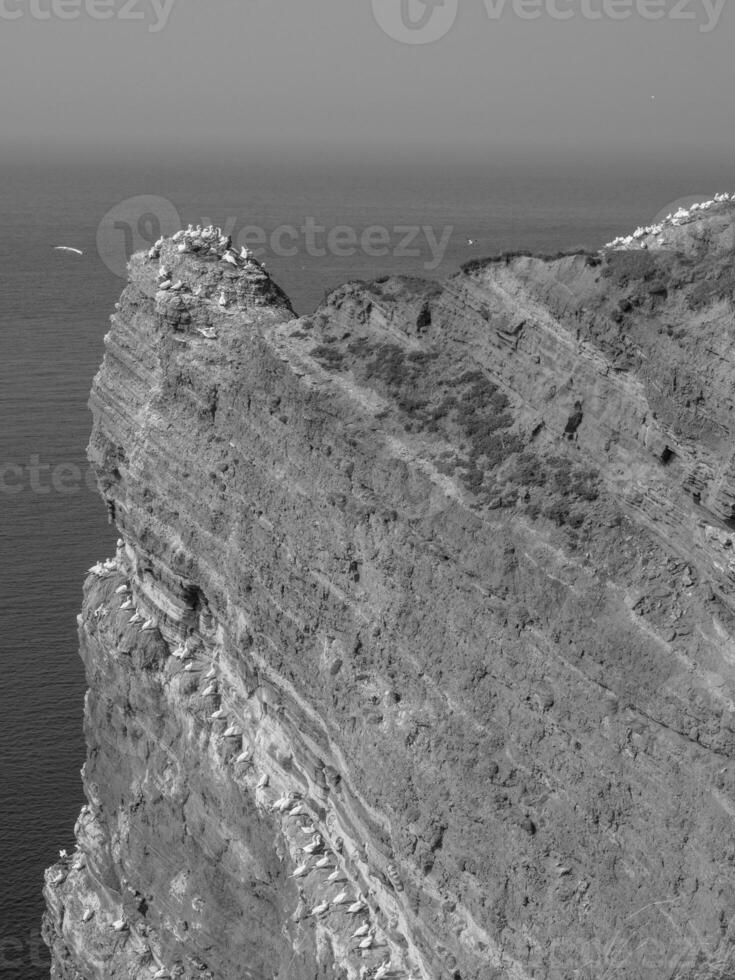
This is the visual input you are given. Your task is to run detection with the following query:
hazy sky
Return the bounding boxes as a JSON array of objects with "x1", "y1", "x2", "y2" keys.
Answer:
[{"x1": 1, "y1": 0, "x2": 733, "y2": 164}]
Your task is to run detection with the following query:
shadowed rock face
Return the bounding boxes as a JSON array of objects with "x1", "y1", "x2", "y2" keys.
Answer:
[{"x1": 43, "y1": 202, "x2": 735, "y2": 980}]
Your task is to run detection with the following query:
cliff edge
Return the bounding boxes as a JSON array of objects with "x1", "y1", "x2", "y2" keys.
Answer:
[{"x1": 43, "y1": 201, "x2": 735, "y2": 979}]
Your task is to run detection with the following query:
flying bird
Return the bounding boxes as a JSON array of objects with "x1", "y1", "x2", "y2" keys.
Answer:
[{"x1": 54, "y1": 246, "x2": 84, "y2": 256}]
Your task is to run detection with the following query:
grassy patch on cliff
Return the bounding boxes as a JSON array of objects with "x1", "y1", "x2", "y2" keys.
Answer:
[{"x1": 345, "y1": 343, "x2": 524, "y2": 500}]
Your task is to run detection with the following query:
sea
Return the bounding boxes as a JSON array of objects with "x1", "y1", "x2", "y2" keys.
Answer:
[{"x1": 1, "y1": 149, "x2": 732, "y2": 978}]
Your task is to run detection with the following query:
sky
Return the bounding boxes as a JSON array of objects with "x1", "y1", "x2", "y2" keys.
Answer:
[{"x1": 1, "y1": 0, "x2": 733, "y2": 167}]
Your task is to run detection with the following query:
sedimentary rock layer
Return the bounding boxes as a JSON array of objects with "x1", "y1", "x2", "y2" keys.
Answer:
[{"x1": 44, "y1": 203, "x2": 735, "y2": 979}]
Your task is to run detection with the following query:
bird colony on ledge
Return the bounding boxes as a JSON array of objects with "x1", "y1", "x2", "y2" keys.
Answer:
[{"x1": 605, "y1": 192, "x2": 732, "y2": 250}]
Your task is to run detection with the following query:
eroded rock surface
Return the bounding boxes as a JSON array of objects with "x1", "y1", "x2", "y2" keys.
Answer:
[{"x1": 43, "y1": 203, "x2": 735, "y2": 979}]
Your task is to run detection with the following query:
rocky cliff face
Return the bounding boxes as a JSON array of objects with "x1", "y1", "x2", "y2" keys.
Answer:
[{"x1": 43, "y1": 202, "x2": 735, "y2": 980}]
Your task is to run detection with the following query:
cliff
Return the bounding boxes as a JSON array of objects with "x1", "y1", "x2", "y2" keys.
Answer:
[{"x1": 43, "y1": 202, "x2": 735, "y2": 979}]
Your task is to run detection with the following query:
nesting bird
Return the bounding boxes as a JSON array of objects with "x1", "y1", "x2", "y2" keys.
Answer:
[
  {"x1": 111, "y1": 918, "x2": 128, "y2": 933},
  {"x1": 235, "y1": 749, "x2": 251, "y2": 764},
  {"x1": 326, "y1": 868, "x2": 345, "y2": 883},
  {"x1": 211, "y1": 708, "x2": 226, "y2": 720},
  {"x1": 358, "y1": 932, "x2": 375, "y2": 950},
  {"x1": 289, "y1": 862, "x2": 311, "y2": 879},
  {"x1": 218, "y1": 291, "x2": 228, "y2": 308},
  {"x1": 310, "y1": 901, "x2": 329, "y2": 917},
  {"x1": 196, "y1": 327, "x2": 218, "y2": 340},
  {"x1": 331, "y1": 890, "x2": 349, "y2": 905},
  {"x1": 348, "y1": 897, "x2": 367, "y2": 914},
  {"x1": 81, "y1": 908, "x2": 94, "y2": 923},
  {"x1": 272, "y1": 794, "x2": 296, "y2": 813},
  {"x1": 256, "y1": 773, "x2": 269, "y2": 789},
  {"x1": 222, "y1": 250, "x2": 239, "y2": 267},
  {"x1": 141, "y1": 619, "x2": 156, "y2": 631},
  {"x1": 114, "y1": 584, "x2": 129, "y2": 595},
  {"x1": 352, "y1": 923, "x2": 370, "y2": 938},
  {"x1": 201, "y1": 684, "x2": 218, "y2": 697},
  {"x1": 314, "y1": 854, "x2": 332, "y2": 869}
]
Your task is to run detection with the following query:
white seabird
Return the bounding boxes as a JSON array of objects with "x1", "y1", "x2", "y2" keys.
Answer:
[
  {"x1": 218, "y1": 291, "x2": 228, "y2": 308},
  {"x1": 256, "y1": 773, "x2": 269, "y2": 789},
  {"x1": 115, "y1": 584, "x2": 129, "y2": 595},
  {"x1": 235, "y1": 749, "x2": 251, "y2": 764},
  {"x1": 112, "y1": 918, "x2": 128, "y2": 932},
  {"x1": 314, "y1": 854, "x2": 332, "y2": 869},
  {"x1": 352, "y1": 923, "x2": 370, "y2": 938},
  {"x1": 374, "y1": 961, "x2": 391, "y2": 980},
  {"x1": 129, "y1": 612, "x2": 143, "y2": 625},
  {"x1": 141, "y1": 619, "x2": 156, "y2": 631},
  {"x1": 183, "y1": 662, "x2": 198, "y2": 672},
  {"x1": 121, "y1": 599, "x2": 133, "y2": 610},
  {"x1": 54, "y1": 246, "x2": 84, "y2": 256},
  {"x1": 195, "y1": 328, "x2": 218, "y2": 340},
  {"x1": 82, "y1": 908, "x2": 94, "y2": 922},
  {"x1": 222, "y1": 250, "x2": 238, "y2": 266},
  {"x1": 331, "y1": 890, "x2": 349, "y2": 905},
  {"x1": 223, "y1": 724, "x2": 241, "y2": 738},
  {"x1": 289, "y1": 803, "x2": 306, "y2": 816},
  {"x1": 358, "y1": 932, "x2": 375, "y2": 949},
  {"x1": 203, "y1": 666, "x2": 216, "y2": 679},
  {"x1": 201, "y1": 684, "x2": 218, "y2": 697},
  {"x1": 327, "y1": 868, "x2": 345, "y2": 883},
  {"x1": 211, "y1": 708, "x2": 226, "y2": 720},
  {"x1": 288, "y1": 862, "x2": 311, "y2": 879},
  {"x1": 310, "y1": 901, "x2": 329, "y2": 917},
  {"x1": 348, "y1": 898, "x2": 367, "y2": 914}
]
